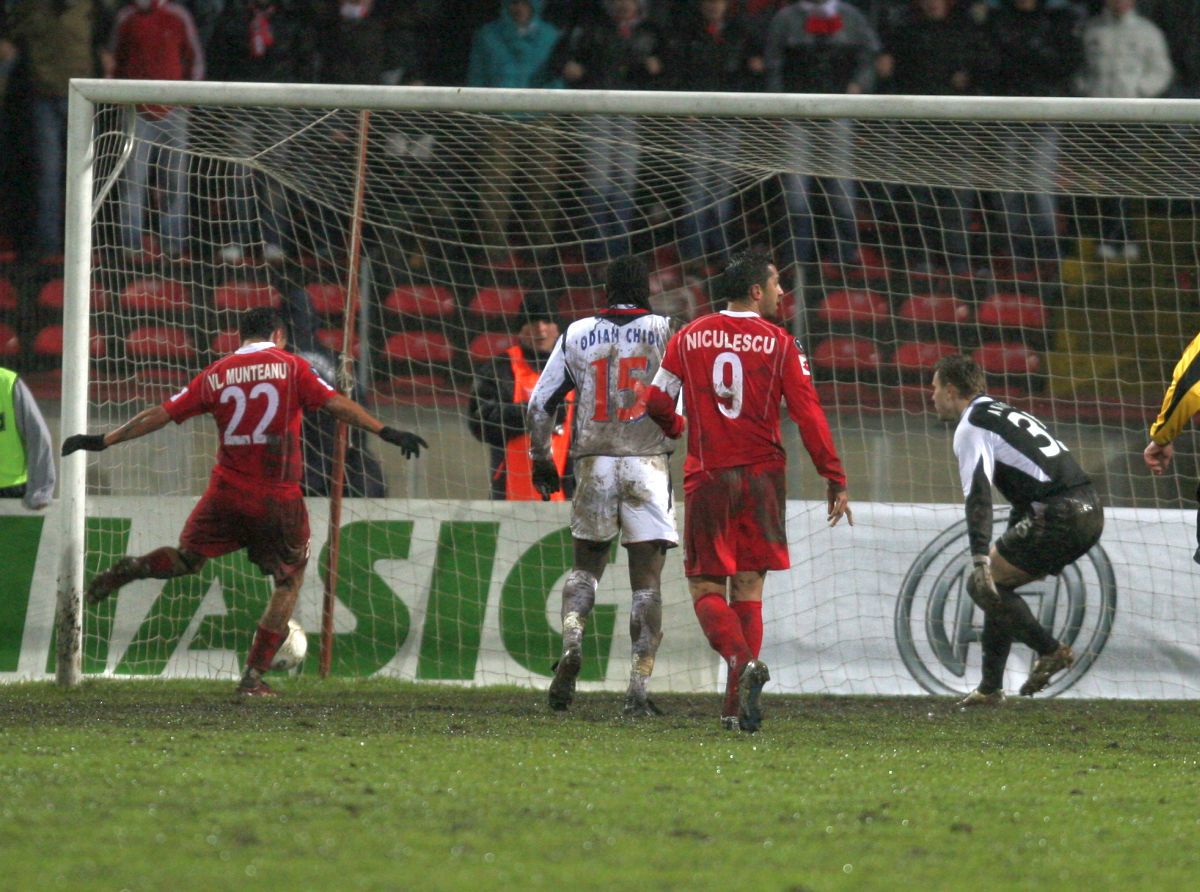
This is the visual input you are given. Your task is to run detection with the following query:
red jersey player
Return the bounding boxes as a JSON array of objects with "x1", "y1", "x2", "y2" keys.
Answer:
[
  {"x1": 644, "y1": 249, "x2": 852, "y2": 732},
  {"x1": 61, "y1": 308, "x2": 426, "y2": 696}
]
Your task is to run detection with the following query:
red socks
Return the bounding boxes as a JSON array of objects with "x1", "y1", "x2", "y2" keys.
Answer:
[
  {"x1": 731, "y1": 600, "x2": 763, "y2": 660},
  {"x1": 246, "y1": 624, "x2": 287, "y2": 673},
  {"x1": 693, "y1": 594, "x2": 753, "y2": 667}
]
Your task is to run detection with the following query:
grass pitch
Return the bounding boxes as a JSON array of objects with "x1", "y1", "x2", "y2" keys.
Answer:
[{"x1": 1, "y1": 680, "x2": 1197, "y2": 891}]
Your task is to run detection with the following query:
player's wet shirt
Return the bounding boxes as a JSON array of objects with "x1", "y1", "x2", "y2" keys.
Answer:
[
  {"x1": 528, "y1": 307, "x2": 674, "y2": 460},
  {"x1": 953, "y1": 395, "x2": 1092, "y2": 513}
]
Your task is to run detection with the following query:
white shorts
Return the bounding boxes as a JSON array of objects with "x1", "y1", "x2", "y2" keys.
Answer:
[{"x1": 571, "y1": 454, "x2": 679, "y2": 546}]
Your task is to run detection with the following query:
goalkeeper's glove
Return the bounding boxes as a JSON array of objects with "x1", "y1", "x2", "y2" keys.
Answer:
[
  {"x1": 379, "y1": 427, "x2": 428, "y2": 459},
  {"x1": 968, "y1": 554, "x2": 1000, "y2": 612},
  {"x1": 531, "y1": 457, "x2": 561, "y2": 502},
  {"x1": 61, "y1": 434, "x2": 107, "y2": 456}
]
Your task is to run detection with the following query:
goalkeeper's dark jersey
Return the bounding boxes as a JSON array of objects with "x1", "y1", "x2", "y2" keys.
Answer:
[{"x1": 953, "y1": 396, "x2": 1091, "y2": 512}]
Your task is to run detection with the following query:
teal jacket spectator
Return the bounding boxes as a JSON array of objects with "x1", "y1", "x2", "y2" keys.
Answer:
[{"x1": 467, "y1": 0, "x2": 564, "y2": 89}]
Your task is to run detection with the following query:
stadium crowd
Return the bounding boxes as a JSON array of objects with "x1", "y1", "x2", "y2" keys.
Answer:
[{"x1": 0, "y1": 0, "x2": 1192, "y2": 268}]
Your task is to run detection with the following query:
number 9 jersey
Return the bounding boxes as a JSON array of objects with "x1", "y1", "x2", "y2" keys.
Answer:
[{"x1": 652, "y1": 310, "x2": 845, "y2": 489}]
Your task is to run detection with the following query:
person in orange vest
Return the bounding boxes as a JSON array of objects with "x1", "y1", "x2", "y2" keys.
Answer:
[{"x1": 468, "y1": 292, "x2": 574, "y2": 499}]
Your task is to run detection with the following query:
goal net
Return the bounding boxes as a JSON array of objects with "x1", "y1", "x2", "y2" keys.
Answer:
[{"x1": 52, "y1": 83, "x2": 1200, "y2": 698}]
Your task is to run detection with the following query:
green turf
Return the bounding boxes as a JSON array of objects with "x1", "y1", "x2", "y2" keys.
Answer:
[{"x1": 1, "y1": 680, "x2": 1197, "y2": 891}]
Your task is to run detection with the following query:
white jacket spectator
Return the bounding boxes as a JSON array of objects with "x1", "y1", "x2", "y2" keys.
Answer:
[{"x1": 1074, "y1": 0, "x2": 1173, "y2": 99}]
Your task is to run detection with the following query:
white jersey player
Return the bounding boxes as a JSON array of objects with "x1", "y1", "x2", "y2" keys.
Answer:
[{"x1": 527, "y1": 256, "x2": 678, "y2": 717}]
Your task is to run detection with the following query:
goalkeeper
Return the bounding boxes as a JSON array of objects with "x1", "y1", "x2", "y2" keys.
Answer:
[
  {"x1": 527, "y1": 256, "x2": 677, "y2": 717},
  {"x1": 931, "y1": 355, "x2": 1103, "y2": 706},
  {"x1": 61, "y1": 308, "x2": 426, "y2": 697}
]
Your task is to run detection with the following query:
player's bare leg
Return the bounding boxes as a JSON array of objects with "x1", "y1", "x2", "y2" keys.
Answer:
[
  {"x1": 549, "y1": 540, "x2": 606, "y2": 711},
  {"x1": 238, "y1": 568, "x2": 304, "y2": 698},
  {"x1": 86, "y1": 547, "x2": 206, "y2": 604},
  {"x1": 623, "y1": 541, "x2": 668, "y2": 717}
]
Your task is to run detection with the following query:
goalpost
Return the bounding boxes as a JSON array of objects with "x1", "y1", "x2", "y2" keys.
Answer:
[{"x1": 53, "y1": 80, "x2": 1200, "y2": 698}]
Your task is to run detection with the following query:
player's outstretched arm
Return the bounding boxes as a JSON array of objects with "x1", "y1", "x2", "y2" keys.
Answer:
[
  {"x1": 62, "y1": 405, "x2": 172, "y2": 455},
  {"x1": 826, "y1": 480, "x2": 853, "y2": 527},
  {"x1": 321, "y1": 394, "x2": 428, "y2": 459}
]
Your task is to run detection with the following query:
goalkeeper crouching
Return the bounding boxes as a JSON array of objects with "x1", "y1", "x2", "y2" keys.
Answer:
[
  {"x1": 61, "y1": 308, "x2": 426, "y2": 697},
  {"x1": 930, "y1": 355, "x2": 1103, "y2": 706}
]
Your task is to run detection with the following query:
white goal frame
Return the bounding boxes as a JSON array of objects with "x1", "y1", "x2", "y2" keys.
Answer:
[{"x1": 57, "y1": 78, "x2": 1200, "y2": 686}]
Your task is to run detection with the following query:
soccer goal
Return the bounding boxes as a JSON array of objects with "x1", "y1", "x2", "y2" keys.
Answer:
[{"x1": 48, "y1": 80, "x2": 1200, "y2": 699}]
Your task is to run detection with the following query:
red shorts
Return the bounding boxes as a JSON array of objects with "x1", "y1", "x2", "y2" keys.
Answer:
[
  {"x1": 683, "y1": 462, "x2": 790, "y2": 577},
  {"x1": 179, "y1": 476, "x2": 310, "y2": 580}
]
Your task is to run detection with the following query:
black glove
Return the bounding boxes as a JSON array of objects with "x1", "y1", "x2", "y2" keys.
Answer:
[
  {"x1": 379, "y1": 427, "x2": 427, "y2": 459},
  {"x1": 531, "y1": 457, "x2": 561, "y2": 501},
  {"x1": 62, "y1": 434, "x2": 107, "y2": 456}
]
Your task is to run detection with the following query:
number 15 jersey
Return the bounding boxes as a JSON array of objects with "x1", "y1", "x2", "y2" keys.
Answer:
[
  {"x1": 654, "y1": 310, "x2": 845, "y2": 488},
  {"x1": 163, "y1": 341, "x2": 336, "y2": 494}
]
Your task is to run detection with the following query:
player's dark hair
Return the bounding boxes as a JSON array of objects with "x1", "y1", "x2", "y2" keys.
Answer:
[
  {"x1": 720, "y1": 249, "x2": 773, "y2": 305},
  {"x1": 933, "y1": 354, "x2": 986, "y2": 398},
  {"x1": 605, "y1": 255, "x2": 651, "y2": 310},
  {"x1": 239, "y1": 307, "x2": 285, "y2": 341}
]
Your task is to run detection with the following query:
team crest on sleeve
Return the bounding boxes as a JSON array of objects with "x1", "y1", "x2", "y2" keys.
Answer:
[{"x1": 794, "y1": 338, "x2": 811, "y2": 376}]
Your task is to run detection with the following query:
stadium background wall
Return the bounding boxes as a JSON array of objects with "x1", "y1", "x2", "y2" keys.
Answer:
[{"x1": 4, "y1": 494, "x2": 1197, "y2": 698}]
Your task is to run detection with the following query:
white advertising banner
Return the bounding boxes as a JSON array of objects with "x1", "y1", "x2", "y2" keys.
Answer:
[{"x1": 2, "y1": 500, "x2": 1196, "y2": 699}]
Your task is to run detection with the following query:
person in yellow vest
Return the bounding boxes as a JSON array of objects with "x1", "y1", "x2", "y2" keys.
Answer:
[
  {"x1": 0, "y1": 365, "x2": 55, "y2": 510},
  {"x1": 1145, "y1": 330, "x2": 1200, "y2": 562},
  {"x1": 468, "y1": 292, "x2": 574, "y2": 500}
]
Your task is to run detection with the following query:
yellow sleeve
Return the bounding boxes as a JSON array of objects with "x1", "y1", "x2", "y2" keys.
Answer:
[{"x1": 1150, "y1": 331, "x2": 1200, "y2": 445}]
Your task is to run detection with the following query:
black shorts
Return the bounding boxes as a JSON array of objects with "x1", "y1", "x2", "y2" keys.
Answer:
[{"x1": 995, "y1": 487, "x2": 1103, "y2": 577}]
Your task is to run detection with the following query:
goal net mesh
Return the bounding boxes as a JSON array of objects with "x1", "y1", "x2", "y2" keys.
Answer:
[{"x1": 71, "y1": 93, "x2": 1200, "y2": 697}]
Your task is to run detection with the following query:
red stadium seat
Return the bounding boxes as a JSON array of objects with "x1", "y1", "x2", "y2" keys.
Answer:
[
  {"x1": 972, "y1": 342, "x2": 1042, "y2": 376},
  {"x1": 816, "y1": 289, "x2": 888, "y2": 325},
  {"x1": 383, "y1": 331, "x2": 454, "y2": 365},
  {"x1": 897, "y1": 293, "x2": 969, "y2": 325},
  {"x1": 212, "y1": 281, "x2": 281, "y2": 312},
  {"x1": 810, "y1": 337, "x2": 883, "y2": 375},
  {"x1": 893, "y1": 340, "x2": 959, "y2": 375},
  {"x1": 469, "y1": 287, "x2": 525, "y2": 319},
  {"x1": 468, "y1": 332, "x2": 518, "y2": 362},
  {"x1": 305, "y1": 282, "x2": 350, "y2": 316},
  {"x1": 0, "y1": 322, "x2": 18, "y2": 357},
  {"x1": 35, "y1": 278, "x2": 109, "y2": 311},
  {"x1": 120, "y1": 277, "x2": 192, "y2": 314},
  {"x1": 31, "y1": 325, "x2": 107, "y2": 359},
  {"x1": 124, "y1": 324, "x2": 196, "y2": 361},
  {"x1": 977, "y1": 292, "x2": 1047, "y2": 331},
  {"x1": 559, "y1": 287, "x2": 602, "y2": 321},
  {"x1": 209, "y1": 330, "x2": 242, "y2": 355},
  {"x1": 316, "y1": 327, "x2": 361, "y2": 356},
  {"x1": 383, "y1": 284, "x2": 456, "y2": 318},
  {"x1": 0, "y1": 278, "x2": 16, "y2": 311}
]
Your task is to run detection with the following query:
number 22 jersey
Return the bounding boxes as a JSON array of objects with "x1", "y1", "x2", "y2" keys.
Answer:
[
  {"x1": 162, "y1": 341, "x2": 336, "y2": 494},
  {"x1": 655, "y1": 310, "x2": 845, "y2": 488}
]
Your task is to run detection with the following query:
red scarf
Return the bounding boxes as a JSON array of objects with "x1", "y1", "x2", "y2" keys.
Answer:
[
  {"x1": 805, "y1": 12, "x2": 843, "y2": 36},
  {"x1": 249, "y1": 7, "x2": 276, "y2": 59}
]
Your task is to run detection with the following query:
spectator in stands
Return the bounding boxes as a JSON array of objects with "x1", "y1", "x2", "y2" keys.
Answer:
[
  {"x1": 764, "y1": 0, "x2": 880, "y2": 279},
  {"x1": 467, "y1": 292, "x2": 573, "y2": 500},
  {"x1": 0, "y1": 365, "x2": 55, "y2": 511},
  {"x1": 556, "y1": 0, "x2": 665, "y2": 266},
  {"x1": 110, "y1": 0, "x2": 205, "y2": 261},
  {"x1": 297, "y1": 345, "x2": 387, "y2": 498},
  {"x1": 667, "y1": 0, "x2": 763, "y2": 275},
  {"x1": 975, "y1": 0, "x2": 1082, "y2": 277},
  {"x1": 3, "y1": 0, "x2": 104, "y2": 261},
  {"x1": 315, "y1": 0, "x2": 426, "y2": 86},
  {"x1": 208, "y1": 0, "x2": 313, "y2": 264},
  {"x1": 1074, "y1": 0, "x2": 1173, "y2": 262},
  {"x1": 467, "y1": 0, "x2": 564, "y2": 268},
  {"x1": 876, "y1": 0, "x2": 985, "y2": 278}
]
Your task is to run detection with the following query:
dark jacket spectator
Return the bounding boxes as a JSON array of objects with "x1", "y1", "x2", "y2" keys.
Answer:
[
  {"x1": 765, "y1": 0, "x2": 879, "y2": 94},
  {"x1": 208, "y1": 0, "x2": 313, "y2": 83},
  {"x1": 556, "y1": 0, "x2": 665, "y2": 91},
  {"x1": 315, "y1": 0, "x2": 389, "y2": 84},
  {"x1": 977, "y1": 0, "x2": 1082, "y2": 96},
  {"x1": 877, "y1": 0, "x2": 986, "y2": 96},
  {"x1": 665, "y1": 0, "x2": 762, "y2": 93}
]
